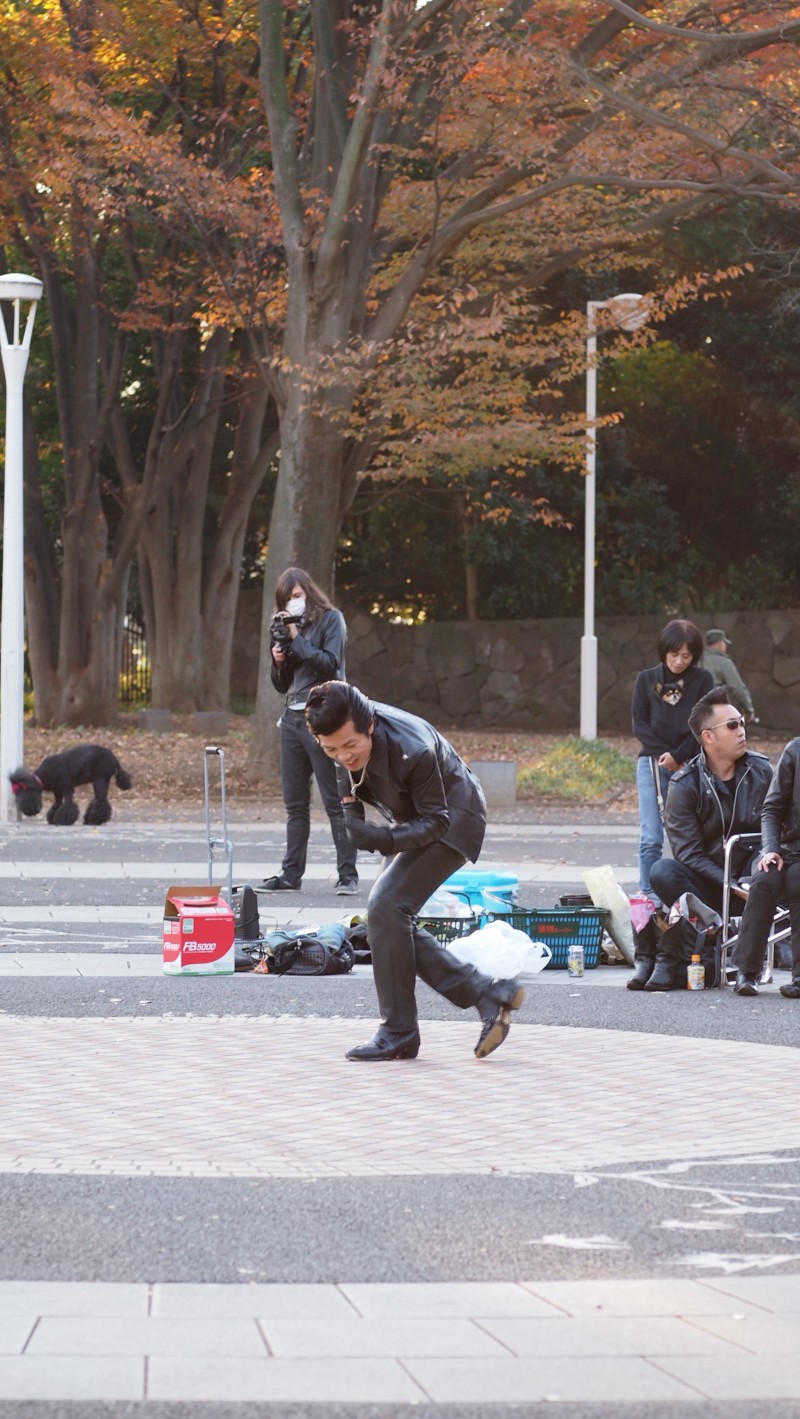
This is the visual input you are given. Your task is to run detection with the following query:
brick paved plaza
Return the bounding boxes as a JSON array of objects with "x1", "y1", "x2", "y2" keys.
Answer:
[{"x1": 1, "y1": 810, "x2": 799, "y2": 1411}]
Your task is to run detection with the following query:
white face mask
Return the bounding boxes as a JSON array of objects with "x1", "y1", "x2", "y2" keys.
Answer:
[{"x1": 285, "y1": 596, "x2": 306, "y2": 618}]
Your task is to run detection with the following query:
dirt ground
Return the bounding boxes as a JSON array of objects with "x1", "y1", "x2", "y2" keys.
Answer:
[{"x1": 18, "y1": 716, "x2": 790, "y2": 812}]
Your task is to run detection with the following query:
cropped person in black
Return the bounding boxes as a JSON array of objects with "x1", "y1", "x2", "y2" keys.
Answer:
[{"x1": 631, "y1": 619, "x2": 713, "y2": 901}]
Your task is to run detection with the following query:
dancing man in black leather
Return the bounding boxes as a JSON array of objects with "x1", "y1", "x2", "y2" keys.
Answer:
[
  {"x1": 731, "y1": 736, "x2": 800, "y2": 999},
  {"x1": 304, "y1": 681, "x2": 525, "y2": 1061}
]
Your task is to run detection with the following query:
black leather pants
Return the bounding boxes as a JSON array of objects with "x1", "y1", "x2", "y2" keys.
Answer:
[
  {"x1": 732, "y1": 860, "x2": 800, "y2": 976},
  {"x1": 366, "y1": 841, "x2": 489, "y2": 1033}
]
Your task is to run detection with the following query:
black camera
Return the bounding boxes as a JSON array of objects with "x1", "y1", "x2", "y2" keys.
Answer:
[{"x1": 269, "y1": 612, "x2": 303, "y2": 650}]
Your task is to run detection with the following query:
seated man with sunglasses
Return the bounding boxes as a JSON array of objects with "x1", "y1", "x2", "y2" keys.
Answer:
[
  {"x1": 650, "y1": 690, "x2": 772, "y2": 937},
  {"x1": 730, "y1": 735, "x2": 800, "y2": 998}
]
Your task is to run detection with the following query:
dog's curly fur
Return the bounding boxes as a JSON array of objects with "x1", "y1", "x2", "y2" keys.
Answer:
[{"x1": 9, "y1": 745, "x2": 133, "y2": 825}]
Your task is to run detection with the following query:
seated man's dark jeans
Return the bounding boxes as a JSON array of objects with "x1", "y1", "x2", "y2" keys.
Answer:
[
  {"x1": 732, "y1": 860, "x2": 800, "y2": 978},
  {"x1": 650, "y1": 859, "x2": 723, "y2": 915}
]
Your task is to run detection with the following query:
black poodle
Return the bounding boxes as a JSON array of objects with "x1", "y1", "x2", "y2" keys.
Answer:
[{"x1": 9, "y1": 745, "x2": 133, "y2": 825}]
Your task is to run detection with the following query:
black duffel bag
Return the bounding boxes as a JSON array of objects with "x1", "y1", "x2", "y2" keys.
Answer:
[{"x1": 658, "y1": 892, "x2": 722, "y2": 989}]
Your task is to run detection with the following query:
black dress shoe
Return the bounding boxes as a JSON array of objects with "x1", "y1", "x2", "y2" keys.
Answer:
[
  {"x1": 474, "y1": 977, "x2": 525, "y2": 1059},
  {"x1": 346, "y1": 1027, "x2": 420, "y2": 1061},
  {"x1": 735, "y1": 971, "x2": 759, "y2": 996},
  {"x1": 780, "y1": 980, "x2": 800, "y2": 998}
]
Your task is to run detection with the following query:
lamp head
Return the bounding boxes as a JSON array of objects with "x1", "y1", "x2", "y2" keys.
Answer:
[
  {"x1": 0, "y1": 274, "x2": 43, "y2": 304},
  {"x1": 606, "y1": 293, "x2": 648, "y2": 332}
]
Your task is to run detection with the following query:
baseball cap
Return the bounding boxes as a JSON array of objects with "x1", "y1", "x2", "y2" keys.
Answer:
[{"x1": 705, "y1": 628, "x2": 731, "y2": 645}]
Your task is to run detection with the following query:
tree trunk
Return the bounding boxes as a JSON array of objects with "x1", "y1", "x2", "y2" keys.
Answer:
[
  {"x1": 248, "y1": 376, "x2": 350, "y2": 777},
  {"x1": 200, "y1": 372, "x2": 278, "y2": 708}
]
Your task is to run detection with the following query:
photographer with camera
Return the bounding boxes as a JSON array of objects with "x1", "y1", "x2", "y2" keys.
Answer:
[{"x1": 264, "y1": 567, "x2": 358, "y2": 896}]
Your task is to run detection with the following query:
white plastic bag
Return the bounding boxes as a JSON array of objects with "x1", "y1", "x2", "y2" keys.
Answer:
[
  {"x1": 582, "y1": 864, "x2": 635, "y2": 965},
  {"x1": 448, "y1": 918, "x2": 551, "y2": 977}
]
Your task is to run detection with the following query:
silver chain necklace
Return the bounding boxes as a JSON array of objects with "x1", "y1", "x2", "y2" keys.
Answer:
[{"x1": 347, "y1": 764, "x2": 368, "y2": 794}]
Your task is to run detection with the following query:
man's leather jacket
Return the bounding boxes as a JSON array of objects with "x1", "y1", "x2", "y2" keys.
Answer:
[
  {"x1": 337, "y1": 701, "x2": 487, "y2": 861},
  {"x1": 761, "y1": 737, "x2": 800, "y2": 862},
  {"x1": 664, "y1": 747, "x2": 773, "y2": 889}
]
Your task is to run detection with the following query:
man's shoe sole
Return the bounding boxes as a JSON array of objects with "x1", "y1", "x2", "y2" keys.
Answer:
[
  {"x1": 474, "y1": 985, "x2": 525, "y2": 1059},
  {"x1": 474, "y1": 1010, "x2": 510, "y2": 1059},
  {"x1": 335, "y1": 883, "x2": 360, "y2": 895}
]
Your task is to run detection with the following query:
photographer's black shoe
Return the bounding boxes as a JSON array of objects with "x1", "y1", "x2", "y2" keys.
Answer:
[
  {"x1": 261, "y1": 874, "x2": 300, "y2": 892},
  {"x1": 780, "y1": 980, "x2": 800, "y2": 999}
]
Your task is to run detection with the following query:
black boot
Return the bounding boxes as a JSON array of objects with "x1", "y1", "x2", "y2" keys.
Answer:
[
  {"x1": 346, "y1": 1027, "x2": 421, "y2": 1061},
  {"x1": 627, "y1": 945, "x2": 657, "y2": 990},
  {"x1": 643, "y1": 950, "x2": 675, "y2": 992}
]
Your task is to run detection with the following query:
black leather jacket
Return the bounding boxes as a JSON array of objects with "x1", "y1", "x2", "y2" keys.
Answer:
[
  {"x1": 664, "y1": 747, "x2": 773, "y2": 888},
  {"x1": 270, "y1": 608, "x2": 347, "y2": 707},
  {"x1": 761, "y1": 737, "x2": 800, "y2": 862},
  {"x1": 337, "y1": 701, "x2": 487, "y2": 861}
]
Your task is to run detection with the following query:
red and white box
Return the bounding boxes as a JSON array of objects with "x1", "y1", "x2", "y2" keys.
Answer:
[{"x1": 162, "y1": 886, "x2": 235, "y2": 976}]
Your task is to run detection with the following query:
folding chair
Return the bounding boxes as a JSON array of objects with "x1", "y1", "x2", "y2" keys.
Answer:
[{"x1": 719, "y1": 832, "x2": 790, "y2": 988}]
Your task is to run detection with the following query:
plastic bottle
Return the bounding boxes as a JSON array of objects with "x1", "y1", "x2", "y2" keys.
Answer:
[{"x1": 687, "y1": 953, "x2": 705, "y2": 991}]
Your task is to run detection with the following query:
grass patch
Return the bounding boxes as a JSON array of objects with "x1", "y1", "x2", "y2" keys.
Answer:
[{"x1": 518, "y1": 736, "x2": 636, "y2": 801}]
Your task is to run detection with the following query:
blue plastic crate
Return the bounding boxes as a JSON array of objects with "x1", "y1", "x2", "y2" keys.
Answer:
[
  {"x1": 486, "y1": 906, "x2": 609, "y2": 969},
  {"x1": 443, "y1": 869, "x2": 518, "y2": 912}
]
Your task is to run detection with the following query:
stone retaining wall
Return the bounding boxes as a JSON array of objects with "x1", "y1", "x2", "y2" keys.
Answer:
[{"x1": 232, "y1": 592, "x2": 800, "y2": 734}]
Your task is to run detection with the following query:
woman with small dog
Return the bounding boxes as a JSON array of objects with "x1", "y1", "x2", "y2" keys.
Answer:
[
  {"x1": 632, "y1": 618, "x2": 713, "y2": 904},
  {"x1": 264, "y1": 567, "x2": 359, "y2": 896}
]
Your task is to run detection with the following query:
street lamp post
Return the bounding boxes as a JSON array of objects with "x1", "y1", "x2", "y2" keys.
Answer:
[
  {"x1": 580, "y1": 293, "x2": 647, "y2": 741},
  {"x1": 0, "y1": 273, "x2": 43, "y2": 822}
]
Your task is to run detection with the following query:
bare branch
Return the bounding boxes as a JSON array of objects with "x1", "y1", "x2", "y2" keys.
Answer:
[{"x1": 599, "y1": 0, "x2": 800, "y2": 45}]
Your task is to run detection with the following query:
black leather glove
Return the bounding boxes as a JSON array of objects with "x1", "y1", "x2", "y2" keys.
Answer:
[
  {"x1": 343, "y1": 797, "x2": 365, "y2": 821},
  {"x1": 344, "y1": 815, "x2": 393, "y2": 855}
]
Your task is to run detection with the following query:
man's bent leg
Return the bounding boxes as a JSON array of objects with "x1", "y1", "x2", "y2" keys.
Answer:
[
  {"x1": 650, "y1": 859, "x2": 723, "y2": 915},
  {"x1": 779, "y1": 861, "x2": 800, "y2": 996},
  {"x1": 732, "y1": 863, "x2": 784, "y2": 978},
  {"x1": 366, "y1": 843, "x2": 468, "y2": 1032}
]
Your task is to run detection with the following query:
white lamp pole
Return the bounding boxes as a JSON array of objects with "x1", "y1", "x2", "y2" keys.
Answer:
[
  {"x1": 0, "y1": 273, "x2": 43, "y2": 822},
  {"x1": 580, "y1": 292, "x2": 647, "y2": 741}
]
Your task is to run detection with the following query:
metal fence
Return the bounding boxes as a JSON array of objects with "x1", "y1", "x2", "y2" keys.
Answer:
[{"x1": 120, "y1": 616, "x2": 151, "y2": 705}]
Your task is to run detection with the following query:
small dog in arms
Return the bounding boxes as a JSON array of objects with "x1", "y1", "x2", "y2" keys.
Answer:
[{"x1": 9, "y1": 745, "x2": 133, "y2": 825}]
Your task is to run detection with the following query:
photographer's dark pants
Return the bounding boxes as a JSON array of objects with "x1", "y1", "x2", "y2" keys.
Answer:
[
  {"x1": 367, "y1": 841, "x2": 491, "y2": 1033},
  {"x1": 279, "y1": 710, "x2": 357, "y2": 886},
  {"x1": 732, "y1": 860, "x2": 800, "y2": 977}
]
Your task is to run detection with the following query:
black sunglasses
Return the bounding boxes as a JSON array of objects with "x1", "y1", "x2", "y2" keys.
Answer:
[{"x1": 706, "y1": 716, "x2": 745, "y2": 733}]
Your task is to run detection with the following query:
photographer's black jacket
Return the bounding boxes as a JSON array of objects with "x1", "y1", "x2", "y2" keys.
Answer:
[
  {"x1": 337, "y1": 701, "x2": 487, "y2": 861},
  {"x1": 270, "y1": 608, "x2": 347, "y2": 707}
]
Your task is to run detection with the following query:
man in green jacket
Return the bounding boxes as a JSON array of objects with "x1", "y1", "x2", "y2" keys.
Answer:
[{"x1": 702, "y1": 628, "x2": 756, "y2": 723}]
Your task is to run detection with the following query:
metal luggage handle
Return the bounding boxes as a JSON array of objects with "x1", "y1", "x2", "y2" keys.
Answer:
[{"x1": 203, "y1": 745, "x2": 233, "y2": 901}]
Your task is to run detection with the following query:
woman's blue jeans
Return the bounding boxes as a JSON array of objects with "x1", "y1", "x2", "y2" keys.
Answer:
[{"x1": 636, "y1": 754, "x2": 673, "y2": 897}]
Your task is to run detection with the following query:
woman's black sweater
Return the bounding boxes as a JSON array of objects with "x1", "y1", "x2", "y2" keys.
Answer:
[{"x1": 631, "y1": 662, "x2": 713, "y2": 764}]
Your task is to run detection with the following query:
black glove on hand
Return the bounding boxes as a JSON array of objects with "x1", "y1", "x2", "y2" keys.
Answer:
[
  {"x1": 343, "y1": 797, "x2": 365, "y2": 821},
  {"x1": 344, "y1": 815, "x2": 393, "y2": 855}
]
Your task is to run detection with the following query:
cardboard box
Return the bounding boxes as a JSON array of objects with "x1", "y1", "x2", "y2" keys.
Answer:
[{"x1": 162, "y1": 885, "x2": 235, "y2": 975}]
